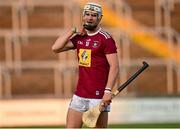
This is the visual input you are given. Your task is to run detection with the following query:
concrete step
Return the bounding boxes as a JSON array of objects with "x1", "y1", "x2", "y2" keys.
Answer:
[
  {"x1": 11, "y1": 69, "x2": 54, "y2": 96},
  {"x1": 28, "y1": 6, "x2": 64, "y2": 28},
  {"x1": 0, "y1": 6, "x2": 12, "y2": 29}
]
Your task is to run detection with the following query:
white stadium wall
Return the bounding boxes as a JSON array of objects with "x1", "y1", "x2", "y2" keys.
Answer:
[{"x1": 0, "y1": 98, "x2": 180, "y2": 127}]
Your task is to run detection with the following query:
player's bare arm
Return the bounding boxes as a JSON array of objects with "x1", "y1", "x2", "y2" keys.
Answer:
[
  {"x1": 52, "y1": 28, "x2": 75, "y2": 53},
  {"x1": 101, "y1": 53, "x2": 119, "y2": 108},
  {"x1": 106, "y1": 53, "x2": 119, "y2": 89}
]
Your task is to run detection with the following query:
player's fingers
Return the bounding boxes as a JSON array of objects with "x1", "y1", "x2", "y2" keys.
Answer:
[
  {"x1": 102, "y1": 101, "x2": 109, "y2": 107},
  {"x1": 107, "y1": 99, "x2": 112, "y2": 103},
  {"x1": 100, "y1": 102, "x2": 106, "y2": 107},
  {"x1": 104, "y1": 102, "x2": 109, "y2": 107},
  {"x1": 103, "y1": 100, "x2": 111, "y2": 106},
  {"x1": 99, "y1": 102, "x2": 105, "y2": 111},
  {"x1": 80, "y1": 28, "x2": 87, "y2": 36}
]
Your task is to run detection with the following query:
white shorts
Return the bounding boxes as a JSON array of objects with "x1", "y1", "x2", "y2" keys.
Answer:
[{"x1": 69, "y1": 94, "x2": 111, "y2": 112}]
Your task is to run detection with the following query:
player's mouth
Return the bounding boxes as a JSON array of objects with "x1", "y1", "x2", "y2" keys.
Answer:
[{"x1": 86, "y1": 21, "x2": 93, "y2": 25}]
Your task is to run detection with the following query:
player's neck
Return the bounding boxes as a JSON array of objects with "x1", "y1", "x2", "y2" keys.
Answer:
[{"x1": 86, "y1": 26, "x2": 100, "y2": 34}]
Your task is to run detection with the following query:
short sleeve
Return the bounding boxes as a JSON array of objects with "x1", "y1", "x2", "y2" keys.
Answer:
[
  {"x1": 70, "y1": 34, "x2": 79, "y2": 49},
  {"x1": 104, "y1": 38, "x2": 117, "y2": 54}
]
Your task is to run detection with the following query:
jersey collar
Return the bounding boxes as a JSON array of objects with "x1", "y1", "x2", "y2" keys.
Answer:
[{"x1": 87, "y1": 28, "x2": 101, "y2": 36}]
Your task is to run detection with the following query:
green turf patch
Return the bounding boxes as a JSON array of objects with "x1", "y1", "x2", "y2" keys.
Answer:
[
  {"x1": 3, "y1": 123, "x2": 180, "y2": 128},
  {"x1": 108, "y1": 123, "x2": 180, "y2": 128}
]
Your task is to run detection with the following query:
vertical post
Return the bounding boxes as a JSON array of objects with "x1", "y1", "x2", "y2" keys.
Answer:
[
  {"x1": 54, "y1": 66, "x2": 63, "y2": 97},
  {"x1": 12, "y1": 3, "x2": 20, "y2": 37},
  {"x1": 5, "y1": 34, "x2": 13, "y2": 67},
  {"x1": 73, "y1": 4, "x2": 81, "y2": 27},
  {"x1": 177, "y1": 36, "x2": 180, "y2": 94},
  {"x1": 12, "y1": 3, "x2": 22, "y2": 74},
  {"x1": 121, "y1": 32, "x2": 131, "y2": 95},
  {"x1": 155, "y1": 0, "x2": 162, "y2": 32},
  {"x1": 4, "y1": 70, "x2": 12, "y2": 99},
  {"x1": 177, "y1": 66, "x2": 180, "y2": 94},
  {"x1": 20, "y1": 0, "x2": 29, "y2": 44},
  {"x1": 13, "y1": 35, "x2": 22, "y2": 74},
  {"x1": 58, "y1": 2, "x2": 67, "y2": 63},
  {"x1": 0, "y1": 66, "x2": 3, "y2": 99},
  {"x1": 163, "y1": 0, "x2": 174, "y2": 94},
  {"x1": 63, "y1": 69, "x2": 72, "y2": 98},
  {"x1": 64, "y1": 1, "x2": 72, "y2": 28}
]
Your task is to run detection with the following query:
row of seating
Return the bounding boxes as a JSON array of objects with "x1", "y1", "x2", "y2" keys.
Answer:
[{"x1": 0, "y1": 0, "x2": 179, "y2": 99}]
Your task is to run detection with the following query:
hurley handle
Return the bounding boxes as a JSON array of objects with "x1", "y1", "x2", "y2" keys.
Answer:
[{"x1": 112, "y1": 61, "x2": 149, "y2": 98}]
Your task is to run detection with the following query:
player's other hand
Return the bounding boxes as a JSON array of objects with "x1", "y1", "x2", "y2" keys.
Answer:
[{"x1": 99, "y1": 92, "x2": 112, "y2": 111}]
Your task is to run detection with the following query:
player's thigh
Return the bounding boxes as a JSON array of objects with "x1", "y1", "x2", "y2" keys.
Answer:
[
  {"x1": 96, "y1": 112, "x2": 108, "y2": 128},
  {"x1": 66, "y1": 108, "x2": 83, "y2": 128}
]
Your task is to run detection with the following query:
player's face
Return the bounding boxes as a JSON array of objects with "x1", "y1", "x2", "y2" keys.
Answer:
[{"x1": 83, "y1": 11, "x2": 101, "y2": 31}]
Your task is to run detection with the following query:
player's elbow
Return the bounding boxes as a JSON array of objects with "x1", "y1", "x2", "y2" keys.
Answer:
[{"x1": 52, "y1": 45, "x2": 61, "y2": 53}]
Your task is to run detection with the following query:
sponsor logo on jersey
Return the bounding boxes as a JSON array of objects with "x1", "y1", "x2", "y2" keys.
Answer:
[{"x1": 78, "y1": 49, "x2": 91, "y2": 67}]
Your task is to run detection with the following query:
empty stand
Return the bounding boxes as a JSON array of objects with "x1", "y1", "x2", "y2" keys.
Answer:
[
  {"x1": 129, "y1": 41, "x2": 160, "y2": 59},
  {"x1": 0, "y1": 0, "x2": 179, "y2": 99},
  {"x1": 11, "y1": 69, "x2": 54, "y2": 96},
  {"x1": 130, "y1": 65, "x2": 168, "y2": 96},
  {"x1": 27, "y1": 6, "x2": 64, "y2": 29},
  {"x1": 21, "y1": 37, "x2": 58, "y2": 61},
  {"x1": 126, "y1": 0, "x2": 155, "y2": 27}
]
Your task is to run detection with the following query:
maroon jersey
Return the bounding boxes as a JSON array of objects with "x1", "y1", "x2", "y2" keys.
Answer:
[{"x1": 70, "y1": 28, "x2": 117, "y2": 99}]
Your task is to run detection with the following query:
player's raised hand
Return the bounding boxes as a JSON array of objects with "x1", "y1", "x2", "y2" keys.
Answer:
[{"x1": 72, "y1": 26, "x2": 87, "y2": 36}]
